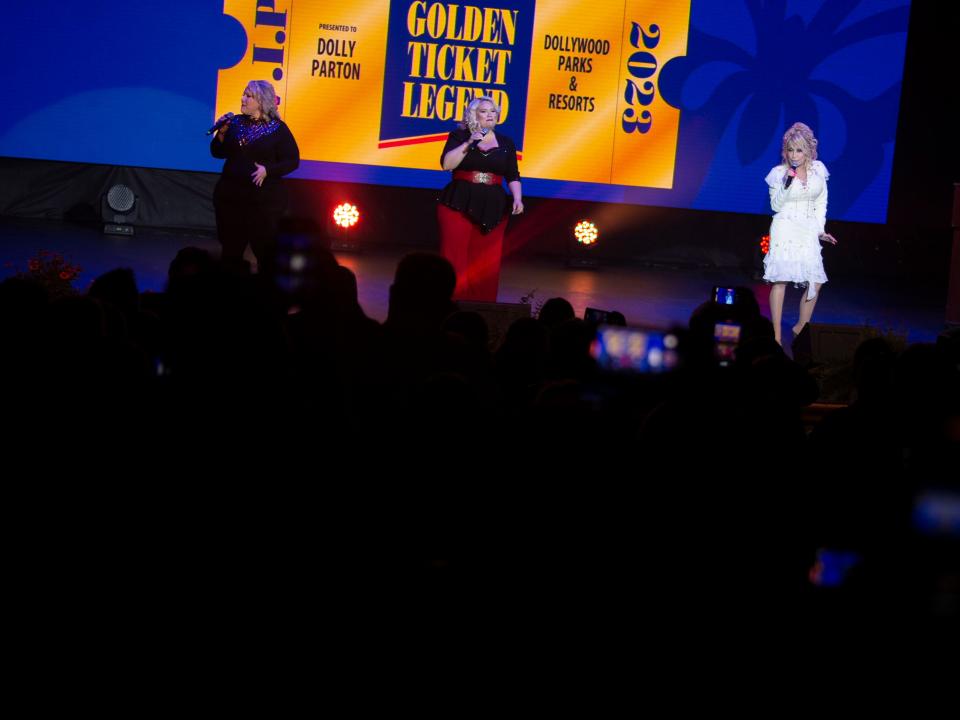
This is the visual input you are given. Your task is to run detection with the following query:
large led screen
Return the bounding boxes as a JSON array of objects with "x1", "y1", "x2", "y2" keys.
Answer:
[{"x1": 0, "y1": 1, "x2": 911, "y2": 222}]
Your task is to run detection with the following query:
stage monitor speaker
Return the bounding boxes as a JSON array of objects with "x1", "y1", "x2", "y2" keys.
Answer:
[
  {"x1": 455, "y1": 300, "x2": 531, "y2": 351},
  {"x1": 791, "y1": 323, "x2": 875, "y2": 367}
]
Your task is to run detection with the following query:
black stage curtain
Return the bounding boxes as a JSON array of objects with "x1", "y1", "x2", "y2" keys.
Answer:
[{"x1": 0, "y1": 157, "x2": 217, "y2": 230}]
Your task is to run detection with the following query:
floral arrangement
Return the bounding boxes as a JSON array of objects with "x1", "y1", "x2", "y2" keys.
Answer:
[{"x1": 6, "y1": 250, "x2": 83, "y2": 299}]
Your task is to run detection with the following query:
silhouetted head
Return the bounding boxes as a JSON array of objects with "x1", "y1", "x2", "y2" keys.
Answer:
[
  {"x1": 538, "y1": 297, "x2": 575, "y2": 329},
  {"x1": 388, "y1": 252, "x2": 456, "y2": 328},
  {"x1": 89, "y1": 267, "x2": 139, "y2": 318},
  {"x1": 168, "y1": 247, "x2": 215, "y2": 286}
]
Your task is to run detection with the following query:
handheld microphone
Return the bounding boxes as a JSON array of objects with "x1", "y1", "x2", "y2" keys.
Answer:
[
  {"x1": 468, "y1": 127, "x2": 489, "y2": 150},
  {"x1": 206, "y1": 112, "x2": 234, "y2": 135},
  {"x1": 784, "y1": 161, "x2": 799, "y2": 188}
]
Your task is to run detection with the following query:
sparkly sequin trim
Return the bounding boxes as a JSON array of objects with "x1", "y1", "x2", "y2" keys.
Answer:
[{"x1": 235, "y1": 117, "x2": 281, "y2": 147}]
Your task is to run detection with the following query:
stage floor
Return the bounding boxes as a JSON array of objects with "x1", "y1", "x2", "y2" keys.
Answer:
[{"x1": 1, "y1": 217, "x2": 949, "y2": 345}]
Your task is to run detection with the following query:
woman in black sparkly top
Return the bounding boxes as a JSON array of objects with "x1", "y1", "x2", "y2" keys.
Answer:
[
  {"x1": 210, "y1": 80, "x2": 299, "y2": 276},
  {"x1": 438, "y1": 95, "x2": 523, "y2": 302}
]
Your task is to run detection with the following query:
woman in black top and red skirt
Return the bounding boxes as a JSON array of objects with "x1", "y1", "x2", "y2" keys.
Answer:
[
  {"x1": 438, "y1": 96, "x2": 523, "y2": 302},
  {"x1": 210, "y1": 80, "x2": 300, "y2": 276}
]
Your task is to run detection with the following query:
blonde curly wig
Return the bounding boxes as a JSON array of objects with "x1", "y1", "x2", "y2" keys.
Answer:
[{"x1": 780, "y1": 122, "x2": 818, "y2": 168}]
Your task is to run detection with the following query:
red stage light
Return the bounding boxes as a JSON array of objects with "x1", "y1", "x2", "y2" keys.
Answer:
[
  {"x1": 333, "y1": 202, "x2": 360, "y2": 228},
  {"x1": 574, "y1": 220, "x2": 598, "y2": 246}
]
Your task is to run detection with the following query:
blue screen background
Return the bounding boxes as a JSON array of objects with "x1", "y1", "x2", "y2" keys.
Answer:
[{"x1": 0, "y1": 1, "x2": 911, "y2": 223}]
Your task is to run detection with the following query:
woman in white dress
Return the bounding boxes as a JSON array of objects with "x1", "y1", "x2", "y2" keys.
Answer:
[{"x1": 764, "y1": 122, "x2": 838, "y2": 345}]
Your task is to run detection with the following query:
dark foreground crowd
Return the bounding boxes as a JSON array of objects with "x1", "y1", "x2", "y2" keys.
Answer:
[{"x1": 2, "y1": 246, "x2": 957, "y2": 660}]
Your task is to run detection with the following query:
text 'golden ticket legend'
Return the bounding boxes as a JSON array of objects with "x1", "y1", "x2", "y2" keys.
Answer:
[{"x1": 216, "y1": 0, "x2": 690, "y2": 188}]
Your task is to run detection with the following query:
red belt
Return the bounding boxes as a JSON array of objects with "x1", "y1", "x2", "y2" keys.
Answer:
[{"x1": 454, "y1": 170, "x2": 503, "y2": 185}]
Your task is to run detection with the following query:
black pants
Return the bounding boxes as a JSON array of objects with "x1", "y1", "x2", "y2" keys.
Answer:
[{"x1": 213, "y1": 179, "x2": 285, "y2": 276}]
